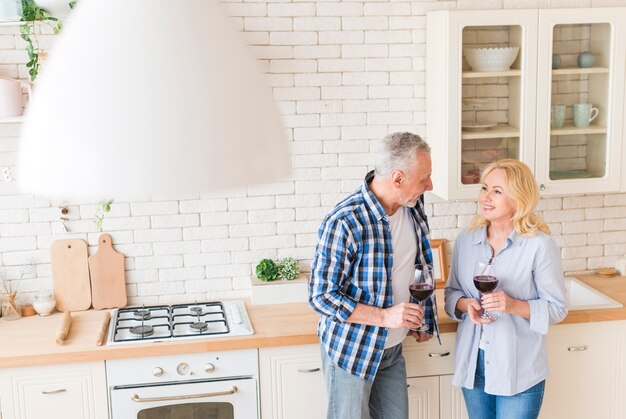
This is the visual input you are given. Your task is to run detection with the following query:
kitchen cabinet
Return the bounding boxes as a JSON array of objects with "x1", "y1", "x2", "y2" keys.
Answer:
[
  {"x1": 408, "y1": 376, "x2": 439, "y2": 419},
  {"x1": 404, "y1": 334, "x2": 469, "y2": 419},
  {"x1": 439, "y1": 375, "x2": 469, "y2": 419},
  {"x1": 540, "y1": 321, "x2": 626, "y2": 419},
  {"x1": 426, "y1": 8, "x2": 626, "y2": 200},
  {"x1": 259, "y1": 344, "x2": 327, "y2": 419},
  {"x1": 0, "y1": 360, "x2": 108, "y2": 419},
  {"x1": 259, "y1": 338, "x2": 467, "y2": 419}
]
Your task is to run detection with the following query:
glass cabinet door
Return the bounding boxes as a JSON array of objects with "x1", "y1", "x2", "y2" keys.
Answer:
[
  {"x1": 549, "y1": 22, "x2": 610, "y2": 181},
  {"x1": 536, "y1": 9, "x2": 626, "y2": 195},
  {"x1": 460, "y1": 24, "x2": 523, "y2": 186},
  {"x1": 427, "y1": 10, "x2": 537, "y2": 200}
]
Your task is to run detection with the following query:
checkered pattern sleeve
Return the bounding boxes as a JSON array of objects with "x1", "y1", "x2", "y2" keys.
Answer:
[{"x1": 309, "y1": 216, "x2": 358, "y2": 323}]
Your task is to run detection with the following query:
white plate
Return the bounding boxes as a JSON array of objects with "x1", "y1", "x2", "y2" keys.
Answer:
[{"x1": 461, "y1": 122, "x2": 497, "y2": 132}]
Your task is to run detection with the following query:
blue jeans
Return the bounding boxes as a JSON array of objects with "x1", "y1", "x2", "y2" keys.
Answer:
[
  {"x1": 321, "y1": 343, "x2": 409, "y2": 419},
  {"x1": 462, "y1": 349, "x2": 545, "y2": 419}
]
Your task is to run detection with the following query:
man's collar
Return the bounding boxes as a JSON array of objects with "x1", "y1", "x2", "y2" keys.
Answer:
[{"x1": 363, "y1": 170, "x2": 387, "y2": 221}]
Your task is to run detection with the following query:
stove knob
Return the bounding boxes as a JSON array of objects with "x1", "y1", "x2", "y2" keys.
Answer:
[
  {"x1": 176, "y1": 363, "x2": 190, "y2": 376},
  {"x1": 204, "y1": 363, "x2": 215, "y2": 373},
  {"x1": 152, "y1": 367, "x2": 164, "y2": 377}
]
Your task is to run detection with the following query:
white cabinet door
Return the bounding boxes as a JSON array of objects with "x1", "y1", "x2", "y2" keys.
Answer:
[
  {"x1": 408, "y1": 376, "x2": 439, "y2": 419},
  {"x1": 439, "y1": 374, "x2": 469, "y2": 419},
  {"x1": 540, "y1": 321, "x2": 625, "y2": 419},
  {"x1": 535, "y1": 8, "x2": 626, "y2": 195},
  {"x1": 0, "y1": 361, "x2": 108, "y2": 419},
  {"x1": 426, "y1": 9, "x2": 538, "y2": 201},
  {"x1": 259, "y1": 344, "x2": 327, "y2": 419}
]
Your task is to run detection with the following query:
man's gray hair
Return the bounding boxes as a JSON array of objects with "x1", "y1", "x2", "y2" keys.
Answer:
[{"x1": 375, "y1": 132, "x2": 431, "y2": 177}]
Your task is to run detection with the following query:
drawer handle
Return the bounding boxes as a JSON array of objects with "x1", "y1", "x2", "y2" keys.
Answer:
[
  {"x1": 297, "y1": 368, "x2": 321, "y2": 373},
  {"x1": 568, "y1": 346, "x2": 587, "y2": 352},
  {"x1": 41, "y1": 389, "x2": 66, "y2": 395},
  {"x1": 428, "y1": 352, "x2": 450, "y2": 357}
]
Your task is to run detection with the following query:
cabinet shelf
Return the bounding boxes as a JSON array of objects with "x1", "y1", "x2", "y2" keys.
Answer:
[
  {"x1": 462, "y1": 69, "x2": 521, "y2": 79},
  {"x1": 552, "y1": 67, "x2": 609, "y2": 76},
  {"x1": 461, "y1": 124, "x2": 519, "y2": 140},
  {"x1": 550, "y1": 124, "x2": 606, "y2": 136}
]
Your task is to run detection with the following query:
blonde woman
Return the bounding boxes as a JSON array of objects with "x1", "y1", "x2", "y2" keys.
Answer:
[{"x1": 444, "y1": 159, "x2": 567, "y2": 419}]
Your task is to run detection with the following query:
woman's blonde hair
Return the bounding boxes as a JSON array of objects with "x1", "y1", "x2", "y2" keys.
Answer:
[{"x1": 468, "y1": 159, "x2": 551, "y2": 236}]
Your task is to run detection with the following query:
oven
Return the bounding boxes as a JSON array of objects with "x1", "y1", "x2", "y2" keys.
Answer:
[
  {"x1": 106, "y1": 301, "x2": 258, "y2": 419},
  {"x1": 107, "y1": 349, "x2": 259, "y2": 419}
]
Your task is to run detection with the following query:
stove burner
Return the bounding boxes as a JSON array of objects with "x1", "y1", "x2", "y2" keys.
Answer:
[
  {"x1": 130, "y1": 325, "x2": 154, "y2": 336},
  {"x1": 190, "y1": 322, "x2": 208, "y2": 332},
  {"x1": 133, "y1": 309, "x2": 151, "y2": 320},
  {"x1": 190, "y1": 306, "x2": 203, "y2": 315}
]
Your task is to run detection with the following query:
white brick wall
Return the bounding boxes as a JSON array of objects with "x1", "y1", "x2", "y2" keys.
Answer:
[{"x1": 2, "y1": 1, "x2": 626, "y2": 305}]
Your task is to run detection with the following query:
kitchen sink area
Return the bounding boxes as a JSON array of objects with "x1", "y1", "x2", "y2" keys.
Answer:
[{"x1": 565, "y1": 277, "x2": 623, "y2": 311}]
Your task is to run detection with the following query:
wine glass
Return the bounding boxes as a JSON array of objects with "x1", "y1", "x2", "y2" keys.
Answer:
[
  {"x1": 473, "y1": 260, "x2": 499, "y2": 320},
  {"x1": 409, "y1": 264, "x2": 435, "y2": 332}
]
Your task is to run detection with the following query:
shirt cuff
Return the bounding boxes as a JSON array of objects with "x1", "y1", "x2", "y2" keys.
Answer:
[
  {"x1": 445, "y1": 291, "x2": 466, "y2": 321},
  {"x1": 528, "y1": 299, "x2": 549, "y2": 335},
  {"x1": 335, "y1": 296, "x2": 357, "y2": 322}
]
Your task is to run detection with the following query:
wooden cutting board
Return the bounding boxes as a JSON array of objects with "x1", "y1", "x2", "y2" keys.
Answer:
[
  {"x1": 88, "y1": 233, "x2": 127, "y2": 310},
  {"x1": 51, "y1": 239, "x2": 92, "y2": 311}
]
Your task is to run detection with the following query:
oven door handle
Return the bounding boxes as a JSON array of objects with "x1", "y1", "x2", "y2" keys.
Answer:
[{"x1": 131, "y1": 386, "x2": 238, "y2": 402}]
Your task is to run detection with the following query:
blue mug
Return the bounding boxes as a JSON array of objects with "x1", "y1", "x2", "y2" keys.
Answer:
[{"x1": 573, "y1": 103, "x2": 599, "y2": 128}]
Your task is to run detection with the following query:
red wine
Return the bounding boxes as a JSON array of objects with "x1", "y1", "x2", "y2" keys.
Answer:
[
  {"x1": 409, "y1": 283, "x2": 434, "y2": 301},
  {"x1": 473, "y1": 275, "x2": 498, "y2": 293}
]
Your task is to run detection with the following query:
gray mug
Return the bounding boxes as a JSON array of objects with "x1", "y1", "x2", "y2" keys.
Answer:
[{"x1": 573, "y1": 103, "x2": 599, "y2": 128}]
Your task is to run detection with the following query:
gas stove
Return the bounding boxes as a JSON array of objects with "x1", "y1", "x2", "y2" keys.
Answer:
[{"x1": 107, "y1": 300, "x2": 253, "y2": 344}]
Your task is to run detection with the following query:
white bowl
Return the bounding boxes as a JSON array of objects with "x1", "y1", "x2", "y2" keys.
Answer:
[{"x1": 464, "y1": 47, "x2": 519, "y2": 72}]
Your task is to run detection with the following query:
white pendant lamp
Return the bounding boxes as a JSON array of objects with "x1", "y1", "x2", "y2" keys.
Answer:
[{"x1": 18, "y1": 0, "x2": 290, "y2": 199}]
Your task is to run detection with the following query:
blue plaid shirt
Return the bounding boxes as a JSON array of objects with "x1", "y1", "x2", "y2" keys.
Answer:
[{"x1": 309, "y1": 171, "x2": 439, "y2": 380}]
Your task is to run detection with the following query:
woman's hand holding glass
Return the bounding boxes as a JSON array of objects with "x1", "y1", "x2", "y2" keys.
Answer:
[{"x1": 472, "y1": 260, "x2": 499, "y2": 322}]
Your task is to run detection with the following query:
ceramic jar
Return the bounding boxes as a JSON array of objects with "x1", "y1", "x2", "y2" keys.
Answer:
[
  {"x1": 32, "y1": 291, "x2": 56, "y2": 316},
  {"x1": 577, "y1": 51, "x2": 595, "y2": 68}
]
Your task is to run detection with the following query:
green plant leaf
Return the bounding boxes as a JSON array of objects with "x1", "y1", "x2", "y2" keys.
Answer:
[{"x1": 256, "y1": 259, "x2": 278, "y2": 282}]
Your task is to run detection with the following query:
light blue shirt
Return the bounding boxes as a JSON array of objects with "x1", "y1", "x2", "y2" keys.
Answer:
[{"x1": 444, "y1": 226, "x2": 568, "y2": 396}]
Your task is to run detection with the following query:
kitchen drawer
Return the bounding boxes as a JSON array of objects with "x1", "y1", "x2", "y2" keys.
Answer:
[
  {"x1": 0, "y1": 361, "x2": 108, "y2": 419},
  {"x1": 403, "y1": 332, "x2": 456, "y2": 377}
]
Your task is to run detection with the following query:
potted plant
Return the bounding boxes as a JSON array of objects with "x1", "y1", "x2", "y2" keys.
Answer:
[
  {"x1": 19, "y1": 0, "x2": 67, "y2": 81},
  {"x1": 251, "y1": 258, "x2": 306, "y2": 304}
]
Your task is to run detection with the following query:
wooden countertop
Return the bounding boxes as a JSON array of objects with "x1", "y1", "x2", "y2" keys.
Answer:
[{"x1": 1, "y1": 274, "x2": 625, "y2": 368}]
